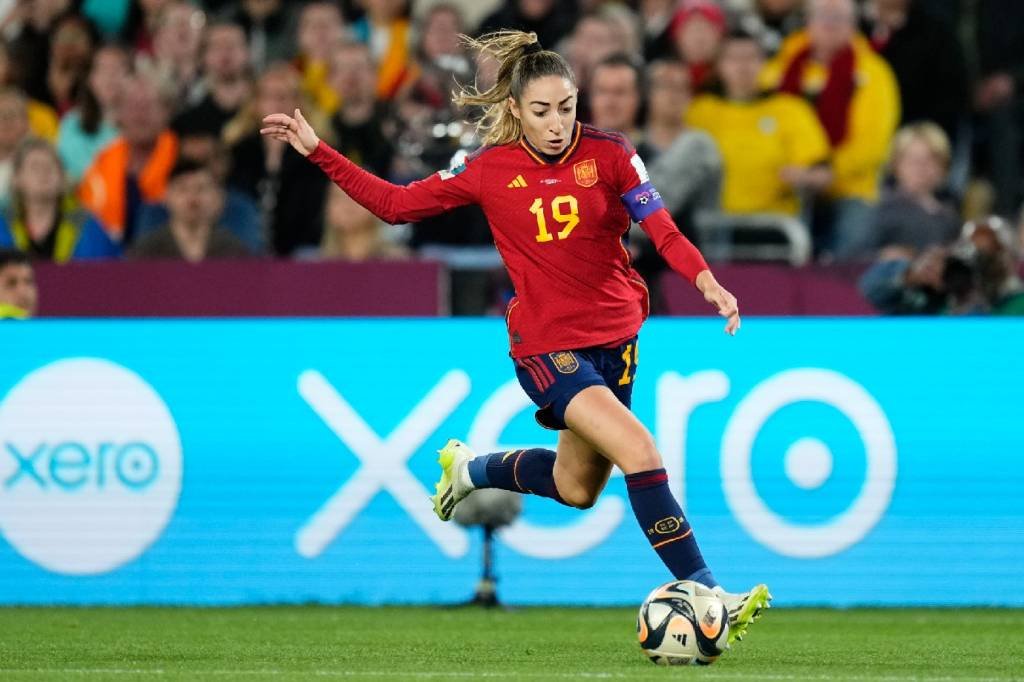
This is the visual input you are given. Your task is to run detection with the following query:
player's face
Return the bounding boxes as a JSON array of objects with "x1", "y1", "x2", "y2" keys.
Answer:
[{"x1": 512, "y1": 75, "x2": 577, "y2": 156}]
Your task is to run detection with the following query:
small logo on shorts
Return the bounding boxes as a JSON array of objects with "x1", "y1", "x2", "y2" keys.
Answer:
[{"x1": 549, "y1": 351, "x2": 579, "y2": 374}]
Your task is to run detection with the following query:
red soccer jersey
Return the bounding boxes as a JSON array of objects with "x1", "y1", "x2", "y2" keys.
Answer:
[{"x1": 308, "y1": 121, "x2": 708, "y2": 358}]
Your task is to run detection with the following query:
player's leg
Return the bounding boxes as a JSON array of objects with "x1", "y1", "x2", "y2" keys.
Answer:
[
  {"x1": 431, "y1": 428, "x2": 611, "y2": 522},
  {"x1": 550, "y1": 428, "x2": 613, "y2": 509},
  {"x1": 562, "y1": 384, "x2": 716, "y2": 586},
  {"x1": 564, "y1": 385, "x2": 771, "y2": 642},
  {"x1": 430, "y1": 353, "x2": 613, "y2": 520}
]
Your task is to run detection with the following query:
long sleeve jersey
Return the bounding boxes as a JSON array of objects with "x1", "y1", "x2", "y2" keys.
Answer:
[{"x1": 307, "y1": 121, "x2": 708, "y2": 357}]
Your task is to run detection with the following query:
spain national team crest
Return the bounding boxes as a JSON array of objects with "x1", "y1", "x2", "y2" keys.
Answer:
[
  {"x1": 549, "y1": 351, "x2": 580, "y2": 374},
  {"x1": 573, "y1": 159, "x2": 598, "y2": 187}
]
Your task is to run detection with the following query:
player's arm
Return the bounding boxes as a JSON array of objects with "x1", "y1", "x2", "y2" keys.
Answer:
[
  {"x1": 634, "y1": 205, "x2": 740, "y2": 335},
  {"x1": 261, "y1": 109, "x2": 478, "y2": 224},
  {"x1": 618, "y1": 153, "x2": 740, "y2": 335}
]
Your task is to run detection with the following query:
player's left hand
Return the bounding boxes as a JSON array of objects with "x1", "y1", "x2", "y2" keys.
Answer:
[{"x1": 696, "y1": 270, "x2": 741, "y2": 336}]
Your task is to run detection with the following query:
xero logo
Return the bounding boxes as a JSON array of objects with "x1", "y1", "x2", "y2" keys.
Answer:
[
  {"x1": 0, "y1": 359, "x2": 182, "y2": 575},
  {"x1": 6, "y1": 442, "x2": 161, "y2": 491}
]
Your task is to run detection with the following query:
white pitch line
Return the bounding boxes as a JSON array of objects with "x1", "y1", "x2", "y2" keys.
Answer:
[{"x1": 0, "y1": 670, "x2": 1012, "y2": 682}]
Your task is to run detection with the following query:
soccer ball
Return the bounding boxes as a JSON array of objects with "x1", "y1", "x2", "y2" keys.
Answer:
[{"x1": 636, "y1": 580, "x2": 729, "y2": 666}]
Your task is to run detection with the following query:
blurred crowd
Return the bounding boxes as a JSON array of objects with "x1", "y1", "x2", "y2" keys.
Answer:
[{"x1": 0, "y1": 0, "x2": 1022, "y2": 318}]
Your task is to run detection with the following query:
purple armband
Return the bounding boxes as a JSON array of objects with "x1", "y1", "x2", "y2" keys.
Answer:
[{"x1": 621, "y1": 182, "x2": 664, "y2": 222}]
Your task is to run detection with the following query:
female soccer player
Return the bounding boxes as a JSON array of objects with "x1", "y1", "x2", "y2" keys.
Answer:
[{"x1": 262, "y1": 31, "x2": 769, "y2": 642}]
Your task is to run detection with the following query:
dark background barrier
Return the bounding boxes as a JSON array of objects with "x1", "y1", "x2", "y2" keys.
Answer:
[
  {"x1": 33, "y1": 260, "x2": 448, "y2": 318},
  {"x1": 33, "y1": 261, "x2": 877, "y2": 318},
  {"x1": 661, "y1": 265, "x2": 874, "y2": 316}
]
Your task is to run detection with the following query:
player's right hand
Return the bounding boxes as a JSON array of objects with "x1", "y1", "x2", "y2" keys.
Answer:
[{"x1": 260, "y1": 108, "x2": 320, "y2": 157}]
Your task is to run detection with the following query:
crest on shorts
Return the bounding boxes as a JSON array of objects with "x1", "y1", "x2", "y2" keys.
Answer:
[
  {"x1": 573, "y1": 159, "x2": 598, "y2": 187},
  {"x1": 549, "y1": 351, "x2": 579, "y2": 374}
]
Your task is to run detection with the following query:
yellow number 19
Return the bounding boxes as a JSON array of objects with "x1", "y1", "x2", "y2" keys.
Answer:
[
  {"x1": 530, "y1": 195, "x2": 580, "y2": 243},
  {"x1": 619, "y1": 342, "x2": 639, "y2": 386}
]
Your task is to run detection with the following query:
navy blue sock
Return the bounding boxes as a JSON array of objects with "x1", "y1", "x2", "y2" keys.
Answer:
[
  {"x1": 467, "y1": 449, "x2": 568, "y2": 506},
  {"x1": 625, "y1": 468, "x2": 717, "y2": 587}
]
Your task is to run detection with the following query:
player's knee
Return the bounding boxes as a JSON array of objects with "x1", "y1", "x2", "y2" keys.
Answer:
[{"x1": 627, "y1": 434, "x2": 663, "y2": 473}]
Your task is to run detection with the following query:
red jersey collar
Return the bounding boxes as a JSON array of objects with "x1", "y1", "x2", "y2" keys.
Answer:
[{"x1": 518, "y1": 121, "x2": 583, "y2": 165}]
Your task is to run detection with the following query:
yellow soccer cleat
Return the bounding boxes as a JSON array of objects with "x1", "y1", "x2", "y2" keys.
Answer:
[
  {"x1": 429, "y1": 438, "x2": 477, "y2": 521},
  {"x1": 715, "y1": 583, "x2": 772, "y2": 644}
]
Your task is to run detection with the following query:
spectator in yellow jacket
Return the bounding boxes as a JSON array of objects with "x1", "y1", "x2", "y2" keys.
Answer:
[
  {"x1": 761, "y1": 0, "x2": 900, "y2": 260},
  {"x1": 687, "y1": 30, "x2": 831, "y2": 218}
]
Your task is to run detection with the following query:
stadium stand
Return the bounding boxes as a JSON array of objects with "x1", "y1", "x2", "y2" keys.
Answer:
[{"x1": 0, "y1": 0, "x2": 1019, "y2": 317}]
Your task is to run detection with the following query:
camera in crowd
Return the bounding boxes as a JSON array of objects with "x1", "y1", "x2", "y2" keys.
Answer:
[{"x1": 884, "y1": 216, "x2": 1019, "y2": 315}]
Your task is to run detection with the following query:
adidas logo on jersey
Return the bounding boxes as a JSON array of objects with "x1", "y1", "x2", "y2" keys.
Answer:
[{"x1": 507, "y1": 175, "x2": 528, "y2": 188}]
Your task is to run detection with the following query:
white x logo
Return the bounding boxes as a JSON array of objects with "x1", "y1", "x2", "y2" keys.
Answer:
[{"x1": 294, "y1": 369, "x2": 471, "y2": 559}]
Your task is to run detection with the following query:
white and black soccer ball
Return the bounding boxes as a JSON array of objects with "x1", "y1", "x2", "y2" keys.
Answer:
[{"x1": 636, "y1": 580, "x2": 729, "y2": 666}]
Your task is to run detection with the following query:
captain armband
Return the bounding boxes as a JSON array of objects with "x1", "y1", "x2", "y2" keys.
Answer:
[{"x1": 620, "y1": 182, "x2": 665, "y2": 222}]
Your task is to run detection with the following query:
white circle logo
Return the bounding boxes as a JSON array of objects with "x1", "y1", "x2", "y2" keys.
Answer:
[
  {"x1": 721, "y1": 369, "x2": 897, "y2": 558},
  {"x1": 0, "y1": 359, "x2": 182, "y2": 575}
]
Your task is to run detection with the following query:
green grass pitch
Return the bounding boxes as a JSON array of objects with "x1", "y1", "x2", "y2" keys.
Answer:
[{"x1": 0, "y1": 606, "x2": 1020, "y2": 680}]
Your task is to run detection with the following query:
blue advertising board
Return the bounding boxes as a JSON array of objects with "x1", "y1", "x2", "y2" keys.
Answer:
[{"x1": 0, "y1": 319, "x2": 1020, "y2": 606}]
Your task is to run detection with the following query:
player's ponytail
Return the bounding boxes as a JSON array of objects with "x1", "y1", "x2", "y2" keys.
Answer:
[{"x1": 454, "y1": 30, "x2": 576, "y2": 146}]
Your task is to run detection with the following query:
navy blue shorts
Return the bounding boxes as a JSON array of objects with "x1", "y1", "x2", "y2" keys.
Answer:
[{"x1": 513, "y1": 336, "x2": 639, "y2": 430}]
